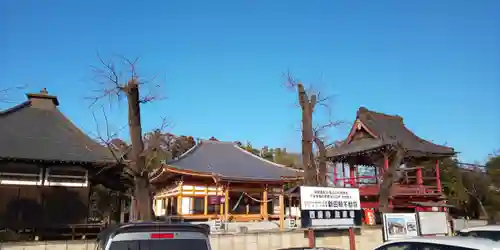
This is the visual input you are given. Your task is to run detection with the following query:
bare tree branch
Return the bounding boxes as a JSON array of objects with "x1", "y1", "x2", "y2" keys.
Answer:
[
  {"x1": 86, "y1": 52, "x2": 164, "y2": 107},
  {"x1": 285, "y1": 71, "x2": 344, "y2": 186},
  {"x1": 88, "y1": 53, "x2": 166, "y2": 221},
  {"x1": 463, "y1": 185, "x2": 490, "y2": 221},
  {"x1": 141, "y1": 116, "x2": 172, "y2": 175},
  {"x1": 91, "y1": 107, "x2": 134, "y2": 176}
]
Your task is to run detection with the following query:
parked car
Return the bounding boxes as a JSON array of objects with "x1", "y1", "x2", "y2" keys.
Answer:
[
  {"x1": 457, "y1": 225, "x2": 500, "y2": 241},
  {"x1": 96, "y1": 221, "x2": 211, "y2": 250},
  {"x1": 277, "y1": 248, "x2": 345, "y2": 250},
  {"x1": 373, "y1": 236, "x2": 498, "y2": 250}
]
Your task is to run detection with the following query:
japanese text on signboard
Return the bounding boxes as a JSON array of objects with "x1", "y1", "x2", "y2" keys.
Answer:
[{"x1": 300, "y1": 186, "x2": 361, "y2": 210}]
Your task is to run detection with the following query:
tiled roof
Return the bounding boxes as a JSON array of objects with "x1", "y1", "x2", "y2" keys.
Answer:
[
  {"x1": 151, "y1": 140, "x2": 302, "y2": 183},
  {"x1": 0, "y1": 90, "x2": 115, "y2": 164},
  {"x1": 328, "y1": 107, "x2": 455, "y2": 159}
]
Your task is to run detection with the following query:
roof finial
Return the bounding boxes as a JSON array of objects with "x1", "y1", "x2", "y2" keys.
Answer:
[{"x1": 40, "y1": 88, "x2": 48, "y2": 94}]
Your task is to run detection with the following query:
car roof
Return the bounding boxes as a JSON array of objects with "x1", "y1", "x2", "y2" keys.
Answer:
[
  {"x1": 377, "y1": 236, "x2": 498, "y2": 249},
  {"x1": 97, "y1": 221, "x2": 210, "y2": 249},
  {"x1": 460, "y1": 225, "x2": 500, "y2": 232}
]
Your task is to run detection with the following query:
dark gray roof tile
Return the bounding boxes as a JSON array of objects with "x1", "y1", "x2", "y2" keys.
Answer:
[
  {"x1": 0, "y1": 95, "x2": 115, "y2": 164},
  {"x1": 156, "y1": 140, "x2": 302, "y2": 182},
  {"x1": 327, "y1": 107, "x2": 455, "y2": 159}
]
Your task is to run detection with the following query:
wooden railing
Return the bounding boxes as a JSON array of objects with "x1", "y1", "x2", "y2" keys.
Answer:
[
  {"x1": 358, "y1": 184, "x2": 441, "y2": 196},
  {"x1": 392, "y1": 184, "x2": 440, "y2": 196}
]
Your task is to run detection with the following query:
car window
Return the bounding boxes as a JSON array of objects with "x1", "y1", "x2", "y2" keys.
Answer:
[
  {"x1": 461, "y1": 230, "x2": 500, "y2": 241},
  {"x1": 109, "y1": 239, "x2": 209, "y2": 250},
  {"x1": 375, "y1": 242, "x2": 415, "y2": 250}
]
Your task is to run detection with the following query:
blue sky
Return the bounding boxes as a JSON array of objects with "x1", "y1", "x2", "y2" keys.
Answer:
[{"x1": 2, "y1": 0, "x2": 499, "y2": 163}]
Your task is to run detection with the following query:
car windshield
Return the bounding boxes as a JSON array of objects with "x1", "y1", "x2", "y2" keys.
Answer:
[
  {"x1": 458, "y1": 230, "x2": 500, "y2": 241},
  {"x1": 109, "y1": 239, "x2": 209, "y2": 250}
]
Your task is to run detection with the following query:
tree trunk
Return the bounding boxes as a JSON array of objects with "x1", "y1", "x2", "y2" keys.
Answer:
[
  {"x1": 298, "y1": 83, "x2": 316, "y2": 186},
  {"x1": 378, "y1": 148, "x2": 405, "y2": 213},
  {"x1": 466, "y1": 191, "x2": 492, "y2": 224},
  {"x1": 134, "y1": 174, "x2": 154, "y2": 220},
  {"x1": 126, "y1": 79, "x2": 154, "y2": 221},
  {"x1": 314, "y1": 136, "x2": 327, "y2": 186}
]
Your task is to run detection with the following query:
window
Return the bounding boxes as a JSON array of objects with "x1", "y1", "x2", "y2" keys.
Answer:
[
  {"x1": 207, "y1": 204, "x2": 218, "y2": 214},
  {"x1": 45, "y1": 166, "x2": 87, "y2": 187},
  {"x1": 193, "y1": 197, "x2": 204, "y2": 214},
  {"x1": 460, "y1": 230, "x2": 500, "y2": 241},
  {"x1": 109, "y1": 239, "x2": 209, "y2": 250},
  {"x1": 0, "y1": 163, "x2": 42, "y2": 185}
]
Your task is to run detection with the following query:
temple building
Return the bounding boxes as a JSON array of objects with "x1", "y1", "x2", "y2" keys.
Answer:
[
  {"x1": 150, "y1": 140, "x2": 302, "y2": 223},
  {"x1": 0, "y1": 89, "x2": 129, "y2": 239},
  {"x1": 327, "y1": 107, "x2": 455, "y2": 215}
]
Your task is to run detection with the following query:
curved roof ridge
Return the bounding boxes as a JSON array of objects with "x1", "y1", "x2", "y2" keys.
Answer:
[
  {"x1": 155, "y1": 139, "x2": 302, "y2": 182},
  {"x1": 165, "y1": 140, "x2": 203, "y2": 165},
  {"x1": 200, "y1": 139, "x2": 234, "y2": 145},
  {"x1": 402, "y1": 123, "x2": 454, "y2": 151},
  {"x1": 358, "y1": 106, "x2": 403, "y2": 120}
]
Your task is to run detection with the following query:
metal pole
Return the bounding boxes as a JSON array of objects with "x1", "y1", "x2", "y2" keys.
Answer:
[
  {"x1": 308, "y1": 229, "x2": 315, "y2": 248},
  {"x1": 349, "y1": 227, "x2": 356, "y2": 250}
]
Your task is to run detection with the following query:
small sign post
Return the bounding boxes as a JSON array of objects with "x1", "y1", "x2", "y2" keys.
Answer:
[{"x1": 299, "y1": 186, "x2": 362, "y2": 250}]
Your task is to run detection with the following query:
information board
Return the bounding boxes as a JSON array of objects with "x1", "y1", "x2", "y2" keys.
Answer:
[
  {"x1": 382, "y1": 213, "x2": 419, "y2": 241},
  {"x1": 300, "y1": 186, "x2": 361, "y2": 228},
  {"x1": 300, "y1": 186, "x2": 361, "y2": 210},
  {"x1": 417, "y1": 212, "x2": 448, "y2": 236}
]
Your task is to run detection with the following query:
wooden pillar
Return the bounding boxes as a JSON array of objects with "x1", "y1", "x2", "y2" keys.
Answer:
[
  {"x1": 279, "y1": 193, "x2": 285, "y2": 229},
  {"x1": 333, "y1": 163, "x2": 338, "y2": 186},
  {"x1": 435, "y1": 159, "x2": 442, "y2": 192},
  {"x1": 177, "y1": 182, "x2": 183, "y2": 215},
  {"x1": 262, "y1": 186, "x2": 268, "y2": 221},
  {"x1": 349, "y1": 165, "x2": 356, "y2": 187},
  {"x1": 129, "y1": 196, "x2": 136, "y2": 221},
  {"x1": 383, "y1": 154, "x2": 389, "y2": 171},
  {"x1": 416, "y1": 167, "x2": 423, "y2": 185},
  {"x1": 219, "y1": 185, "x2": 223, "y2": 217},
  {"x1": 120, "y1": 198, "x2": 126, "y2": 223},
  {"x1": 342, "y1": 163, "x2": 346, "y2": 187},
  {"x1": 170, "y1": 197, "x2": 174, "y2": 215},
  {"x1": 166, "y1": 197, "x2": 170, "y2": 215},
  {"x1": 224, "y1": 184, "x2": 230, "y2": 221},
  {"x1": 204, "y1": 186, "x2": 208, "y2": 215}
]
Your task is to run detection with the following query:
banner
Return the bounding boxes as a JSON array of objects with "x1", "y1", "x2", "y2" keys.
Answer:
[{"x1": 300, "y1": 186, "x2": 361, "y2": 210}]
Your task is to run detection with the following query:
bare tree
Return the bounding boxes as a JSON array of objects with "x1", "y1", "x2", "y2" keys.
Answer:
[
  {"x1": 88, "y1": 54, "x2": 163, "y2": 221},
  {"x1": 377, "y1": 144, "x2": 406, "y2": 213},
  {"x1": 313, "y1": 121, "x2": 343, "y2": 186},
  {"x1": 463, "y1": 184, "x2": 491, "y2": 223},
  {"x1": 285, "y1": 72, "x2": 342, "y2": 186}
]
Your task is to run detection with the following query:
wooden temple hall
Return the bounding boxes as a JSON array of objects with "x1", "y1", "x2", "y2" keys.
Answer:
[
  {"x1": 326, "y1": 107, "x2": 455, "y2": 212},
  {"x1": 0, "y1": 89, "x2": 128, "y2": 238},
  {"x1": 150, "y1": 140, "x2": 303, "y2": 222}
]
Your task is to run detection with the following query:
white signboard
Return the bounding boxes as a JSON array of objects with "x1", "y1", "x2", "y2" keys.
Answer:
[
  {"x1": 383, "y1": 213, "x2": 419, "y2": 241},
  {"x1": 418, "y1": 212, "x2": 448, "y2": 236},
  {"x1": 300, "y1": 186, "x2": 361, "y2": 210}
]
